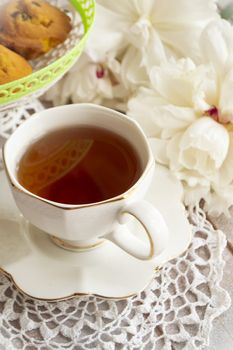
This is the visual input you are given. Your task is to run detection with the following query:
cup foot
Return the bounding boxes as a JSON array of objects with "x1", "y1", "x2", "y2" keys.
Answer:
[{"x1": 50, "y1": 236, "x2": 105, "y2": 252}]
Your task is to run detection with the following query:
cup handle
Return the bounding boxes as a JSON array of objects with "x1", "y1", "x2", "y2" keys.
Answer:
[{"x1": 104, "y1": 200, "x2": 169, "y2": 260}]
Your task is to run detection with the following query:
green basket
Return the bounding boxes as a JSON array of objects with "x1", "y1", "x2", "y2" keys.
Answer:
[{"x1": 0, "y1": 0, "x2": 96, "y2": 108}]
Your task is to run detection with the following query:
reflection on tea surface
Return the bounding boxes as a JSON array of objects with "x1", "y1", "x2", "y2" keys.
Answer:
[{"x1": 17, "y1": 126, "x2": 141, "y2": 205}]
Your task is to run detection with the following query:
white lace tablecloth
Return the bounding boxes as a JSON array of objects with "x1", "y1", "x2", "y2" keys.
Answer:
[{"x1": 0, "y1": 205, "x2": 230, "y2": 350}]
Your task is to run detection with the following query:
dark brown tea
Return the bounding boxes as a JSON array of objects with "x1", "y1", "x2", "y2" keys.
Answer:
[{"x1": 17, "y1": 126, "x2": 142, "y2": 205}]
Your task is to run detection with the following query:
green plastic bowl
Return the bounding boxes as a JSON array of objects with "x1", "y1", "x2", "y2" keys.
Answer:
[{"x1": 0, "y1": 0, "x2": 96, "y2": 107}]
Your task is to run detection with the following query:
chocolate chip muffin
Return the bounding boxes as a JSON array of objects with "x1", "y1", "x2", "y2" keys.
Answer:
[
  {"x1": 0, "y1": 44, "x2": 32, "y2": 84},
  {"x1": 0, "y1": 0, "x2": 72, "y2": 59}
]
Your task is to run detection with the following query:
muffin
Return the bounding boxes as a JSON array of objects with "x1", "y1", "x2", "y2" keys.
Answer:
[
  {"x1": 0, "y1": 0, "x2": 72, "y2": 59},
  {"x1": 0, "y1": 44, "x2": 32, "y2": 84}
]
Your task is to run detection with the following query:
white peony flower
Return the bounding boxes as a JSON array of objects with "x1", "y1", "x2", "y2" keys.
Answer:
[
  {"x1": 98, "y1": 0, "x2": 219, "y2": 88},
  {"x1": 128, "y1": 20, "x2": 233, "y2": 215},
  {"x1": 45, "y1": 4, "x2": 131, "y2": 110},
  {"x1": 45, "y1": 52, "x2": 129, "y2": 110},
  {"x1": 46, "y1": 1, "x2": 219, "y2": 111}
]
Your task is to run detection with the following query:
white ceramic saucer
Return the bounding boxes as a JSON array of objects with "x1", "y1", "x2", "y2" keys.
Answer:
[{"x1": 0, "y1": 164, "x2": 192, "y2": 301}]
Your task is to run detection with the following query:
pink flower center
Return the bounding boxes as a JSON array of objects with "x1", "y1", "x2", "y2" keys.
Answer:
[
  {"x1": 96, "y1": 65, "x2": 105, "y2": 79},
  {"x1": 205, "y1": 106, "x2": 233, "y2": 130},
  {"x1": 206, "y1": 106, "x2": 219, "y2": 122}
]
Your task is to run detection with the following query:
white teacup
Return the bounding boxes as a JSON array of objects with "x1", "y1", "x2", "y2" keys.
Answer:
[{"x1": 3, "y1": 104, "x2": 170, "y2": 260}]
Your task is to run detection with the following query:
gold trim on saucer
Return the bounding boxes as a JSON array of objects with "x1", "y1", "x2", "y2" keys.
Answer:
[
  {"x1": 0, "y1": 266, "x2": 161, "y2": 302},
  {"x1": 51, "y1": 236, "x2": 105, "y2": 251}
]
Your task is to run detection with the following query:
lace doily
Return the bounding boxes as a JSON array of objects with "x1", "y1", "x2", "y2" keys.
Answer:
[
  {"x1": 0, "y1": 206, "x2": 230, "y2": 350},
  {"x1": 0, "y1": 99, "x2": 44, "y2": 139}
]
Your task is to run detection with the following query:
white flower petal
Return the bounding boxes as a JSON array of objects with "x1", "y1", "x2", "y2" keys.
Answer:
[
  {"x1": 179, "y1": 117, "x2": 229, "y2": 174},
  {"x1": 166, "y1": 133, "x2": 183, "y2": 171},
  {"x1": 156, "y1": 24, "x2": 201, "y2": 61},
  {"x1": 106, "y1": 56, "x2": 121, "y2": 75},
  {"x1": 200, "y1": 19, "x2": 233, "y2": 76},
  {"x1": 204, "y1": 184, "x2": 233, "y2": 217},
  {"x1": 128, "y1": 16, "x2": 151, "y2": 48},
  {"x1": 134, "y1": 0, "x2": 156, "y2": 16},
  {"x1": 98, "y1": 77, "x2": 114, "y2": 99},
  {"x1": 97, "y1": 0, "x2": 138, "y2": 18},
  {"x1": 151, "y1": 0, "x2": 219, "y2": 61},
  {"x1": 148, "y1": 138, "x2": 169, "y2": 165},
  {"x1": 191, "y1": 66, "x2": 218, "y2": 111},
  {"x1": 219, "y1": 132, "x2": 233, "y2": 185},
  {"x1": 176, "y1": 169, "x2": 211, "y2": 187},
  {"x1": 151, "y1": 105, "x2": 197, "y2": 139},
  {"x1": 151, "y1": 0, "x2": 218, "y2": 23},
  {"x1": 127, "y1": 88, "x2": 163, "y2": 137},
  {"x1": 85, "y1": 5, "x2": 125, "y2": 61},
  {"x1": 219, "y1": 68, "x2": 233, "y2": 123},
  {"x1": 150, "y1": 59, "x2": 197, "y2": 107},
  {"x1": 167, "y1": 134, "x2": 211, "y2": 187},
  {"x1": 142, "y1": 28, "x2": 167, "y2": 67},
  {"x1": 167, "y1": 135, "x2": 209, "y2": 187},
  {"x1": 121, "y1": 47, "x2": 149, "y2": 89},
  {"x1": 183, "y1": 184, "x2": 210, "y2": 207}
]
